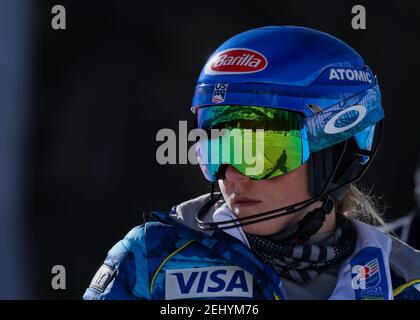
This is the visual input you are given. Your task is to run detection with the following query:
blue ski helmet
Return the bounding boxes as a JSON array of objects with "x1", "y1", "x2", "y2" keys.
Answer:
[{"x1": 192, "y1": 26, "x2": 384, "y2": 200}]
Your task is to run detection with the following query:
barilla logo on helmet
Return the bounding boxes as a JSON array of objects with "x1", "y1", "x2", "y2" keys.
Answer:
[{"x1": 204, "y1": 48, "x2": 268, "y2": 75}]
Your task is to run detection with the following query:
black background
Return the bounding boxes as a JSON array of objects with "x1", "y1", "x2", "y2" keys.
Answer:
[{"x1": 29, "y1": 1, "x2": 420, "y2": 299}]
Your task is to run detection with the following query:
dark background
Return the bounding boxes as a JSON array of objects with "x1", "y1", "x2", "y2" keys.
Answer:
[{"x1": 1, "y1": 0, "x2": 419, "y2": 299}]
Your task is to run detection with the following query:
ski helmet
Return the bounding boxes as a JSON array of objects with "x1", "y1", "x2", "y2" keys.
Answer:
[{"x1": 192, "y1": 26, "x2": 384, "y2": 234}]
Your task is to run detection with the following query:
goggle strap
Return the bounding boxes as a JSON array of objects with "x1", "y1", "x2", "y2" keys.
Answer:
[{"x1": 281, "y1": 196, "x2": 335, "y2": 242}]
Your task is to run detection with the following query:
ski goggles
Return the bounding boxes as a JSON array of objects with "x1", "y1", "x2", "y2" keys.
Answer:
[{"x1": 195, "y1": 105, "x2": 310, "y2": 182}]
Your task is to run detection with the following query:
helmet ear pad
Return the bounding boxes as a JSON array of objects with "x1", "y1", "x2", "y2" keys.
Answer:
[{"x1": 308, "y1": 138, "x2": 366, "y2": 202}]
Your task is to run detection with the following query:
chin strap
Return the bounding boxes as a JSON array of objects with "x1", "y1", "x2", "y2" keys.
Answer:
[{"x1": 277, "y1": 196, "x2": 335, "y2": 243}]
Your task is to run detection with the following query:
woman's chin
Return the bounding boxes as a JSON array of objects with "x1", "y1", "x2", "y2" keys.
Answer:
[
  {"x1": 239, "y1": 211, "x2": 302, "y2": 236},
  {"x1": 241, "y1": 220, "x2": 287, "y2": 236}
]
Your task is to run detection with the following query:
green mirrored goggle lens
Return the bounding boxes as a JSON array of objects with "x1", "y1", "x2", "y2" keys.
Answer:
[{"x1": 195, "y1": 105, "x2": 310, "y2": 181}]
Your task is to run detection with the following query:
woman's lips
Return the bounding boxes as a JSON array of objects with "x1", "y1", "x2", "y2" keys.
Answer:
[{"x1": 231, "y1": 196, "x2": 262, "y2": 208}]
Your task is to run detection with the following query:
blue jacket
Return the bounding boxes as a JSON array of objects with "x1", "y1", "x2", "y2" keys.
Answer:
[{"x1": 83, "y1": 194, "x2": 420, "y2": 300}]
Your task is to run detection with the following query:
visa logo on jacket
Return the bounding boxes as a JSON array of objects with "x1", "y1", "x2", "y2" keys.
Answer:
[{"x1": 165, "y1": 266, "x2": 253, "y2": 299}]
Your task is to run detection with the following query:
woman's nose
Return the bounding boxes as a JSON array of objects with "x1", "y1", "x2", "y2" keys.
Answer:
[{"x1": 224, "y1": 165, "x2": 251, "y2": 182}]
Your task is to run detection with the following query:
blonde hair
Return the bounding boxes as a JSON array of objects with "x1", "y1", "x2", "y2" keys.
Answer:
[{"x1": 337, "y1": 183, "x2": 387, "y2": 228}]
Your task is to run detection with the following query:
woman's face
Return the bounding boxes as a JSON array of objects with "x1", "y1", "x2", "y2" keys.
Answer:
[{"x1": 218, "y1": 163, "x2": 323, "y2": 236}]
